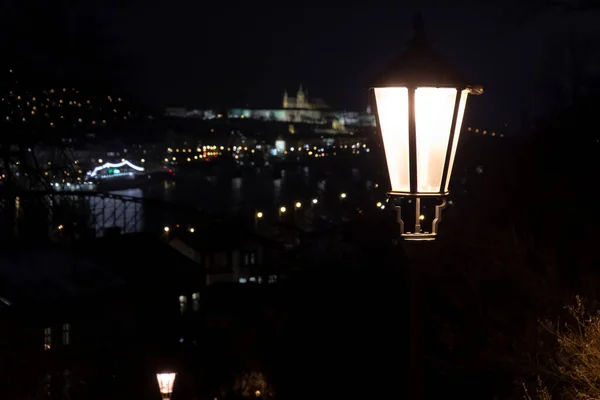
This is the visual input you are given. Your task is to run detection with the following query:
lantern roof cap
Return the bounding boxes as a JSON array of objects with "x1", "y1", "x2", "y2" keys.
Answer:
[{"x1": 372, "y1": 14, "x2": 481, "y2": 91}]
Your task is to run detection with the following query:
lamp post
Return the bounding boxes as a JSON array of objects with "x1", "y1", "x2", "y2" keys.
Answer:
[
  {"x1": 156, "y1": 372, "x2": 177, "y2": 400},
  {"x1": 255, "y1": 211, "x2": 263, "y2": 229},
  {"x1": 371, "y1": 14, "x2": 483, "y2": 400},
  {"x1": 372, "y1": 14, "x2": 482, "y2": 240},
  {"x1": 278, "y1": 206, "x2": 286, "y2": 221}
]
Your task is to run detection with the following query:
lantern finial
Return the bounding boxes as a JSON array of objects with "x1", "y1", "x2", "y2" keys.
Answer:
[{"x1": 407, "y1": 13, "x2": 430, "y2": 50}]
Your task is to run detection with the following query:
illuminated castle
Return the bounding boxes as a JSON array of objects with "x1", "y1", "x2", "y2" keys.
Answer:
[{"x1": 283, "y1": 85, "x2": 329, "y2": 109}]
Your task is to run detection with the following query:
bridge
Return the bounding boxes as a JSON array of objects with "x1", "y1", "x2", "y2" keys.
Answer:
[{"x1": 1, "y1": 190, "x2": 228, "y2": 243}]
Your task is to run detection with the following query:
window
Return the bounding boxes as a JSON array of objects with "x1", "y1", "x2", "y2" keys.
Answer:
[
  {"x1": 179, "y1": 295, "x2": 187, "y2": 314},
  {"x1": 44, "y1": 327, "x2": 51, "y2": 350},
  {"x1": 244, "y1": 251, "x2": 257, "y2": 266},
  {"x1": 62, "y1": 323, "x2": 70, "y2": 345},
  {"x1": 192, "y1": 292, "x2": 200, "y2": 312}
]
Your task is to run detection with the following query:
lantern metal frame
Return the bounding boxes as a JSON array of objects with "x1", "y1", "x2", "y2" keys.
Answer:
[{"x1": 371, "y1": 15, "x2": 483, "y2": 241}]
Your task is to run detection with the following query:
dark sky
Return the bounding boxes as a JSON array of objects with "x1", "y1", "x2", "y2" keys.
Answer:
[{"x1": 3, "y1": 0, "x2": 600, "y2": 132}]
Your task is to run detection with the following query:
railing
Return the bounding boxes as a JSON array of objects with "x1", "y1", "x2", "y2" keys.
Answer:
[{"x1": 0, "y1": 190, "x2": 221, "y2": 242}]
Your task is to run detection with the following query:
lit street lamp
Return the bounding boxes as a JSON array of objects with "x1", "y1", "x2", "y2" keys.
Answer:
[
  {"x1": 372, "y1": 15, "x2": 482, "y2": 240},
  {"x1": 278, "y1": 206, "x2": 286, "y2": 220},
  {"x1": 156, "y1": 372, "x2": 177, "y2": 400},
  {"x1": 255, "y1": 211, "x2": 263, "y2": 229}
]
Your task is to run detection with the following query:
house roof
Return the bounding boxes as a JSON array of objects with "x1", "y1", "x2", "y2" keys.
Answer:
[
  {"x1": 171, "y1": 222, "x2": 286, "y2": 253},
  {"x1": 0, "y1": 233, "x2": 201, "y2": 307}
]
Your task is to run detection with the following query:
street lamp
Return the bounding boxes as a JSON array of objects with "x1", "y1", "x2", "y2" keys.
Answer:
[
  {"x1": 255, "y1": 211, "x2": 263, "y2": 229},
  {"x1": 278, "y1": 206, "x2": 286, "y2": 220},
  {"x1": 372, "y1": 15, "x2": 483, "y2": 240},
  {"x1": 156, "y1": 372, "x2": 177, "y2": 400}
]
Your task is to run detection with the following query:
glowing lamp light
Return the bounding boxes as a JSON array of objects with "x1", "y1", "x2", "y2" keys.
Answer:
[
  {"x1": 312, "y1": 198, "x2": 318, "y2": 204},
  {"x1": 156, "y1": 372, "x2": 177, "y2": 400},
  {"x1": 256, "y1": 211, "x2": 263, "y2": 218},
  {"x1": 295, "y1": 202, "x2": 302, "y2": 209},
  {"x1": 279, "y1": 206, "x2": 287, "y2": 213},
  {"x1": 371, "y1": 15, "x2": 483, "y2": 240},
  {"x1": 340, "y1": 193, "x2": 347, "y2": 199},
  {"x1": 163, "y1": 226, "x2": 170, "y2": 232}
]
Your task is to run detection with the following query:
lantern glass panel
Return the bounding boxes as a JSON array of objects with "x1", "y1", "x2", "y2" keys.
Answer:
[
  {"x1": 414, "y1": 87, "x2": 457, "y2": 193},
  {"x1": 444, "y1": 89, "x2": 469, "y2": 193},
  {"x1": 374, "y1": 87, "x2": 411, "y2": 193},
  {"x1": 157, "y1": 373, "x2": 176, "y2": 396}
]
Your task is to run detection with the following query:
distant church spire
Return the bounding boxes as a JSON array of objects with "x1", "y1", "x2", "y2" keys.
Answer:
[{"x1": 296, "y1": 84, "x2": 305, "y2": 108}]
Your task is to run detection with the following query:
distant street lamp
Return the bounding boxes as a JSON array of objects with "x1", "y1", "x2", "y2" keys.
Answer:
[
  {"x1": 372, "y1": 15, "x2": 483, "y2": 240},
  {"x1": 255, "y1": 211, "x2": 263, "y2": 229},
  {"x1": 156, "y1": 372, "x2": 177, "y2": 400},
  {"x1": 278, "y1": 206, "x2": 286, "y2": 220}
]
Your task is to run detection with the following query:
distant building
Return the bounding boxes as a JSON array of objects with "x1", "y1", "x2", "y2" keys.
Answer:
[
  {"x1": 283, "y1": 85, "x2": 329, "y2": 110},
  {"x1": 164, "y1": 87, "x2": 377, "y2": 132}
]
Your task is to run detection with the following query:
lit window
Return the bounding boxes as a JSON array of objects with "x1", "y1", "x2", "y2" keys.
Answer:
[
  {"x1": 178, "y1": 295, "x2": 187, "y2": 314},
  {"x1": 192, "y1": 292, "x2": 200, "y2": 312},
  {"x1": 244, "y1": 251, "x2": 256, "y2": 266},
  {"x1": 62, "y1": 323, "x2": 70, "y2": 345},
  {"x1": 44, "y1": 327, "x2": 51, "y2": 350}
]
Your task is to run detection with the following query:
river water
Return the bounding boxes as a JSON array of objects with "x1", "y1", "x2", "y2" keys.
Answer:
[{"x1": 93, "y1": 154, "x2": 396, "y2": 234}]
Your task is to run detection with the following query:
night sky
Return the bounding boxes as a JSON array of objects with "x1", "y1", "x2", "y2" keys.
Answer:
[{"x1": 2, "y1": 0, "x2": 600, "y2": 132}]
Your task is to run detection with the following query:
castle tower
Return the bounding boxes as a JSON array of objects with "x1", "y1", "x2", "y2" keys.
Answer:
[
  {"x1": 296, "y1": 85, "x2": 305, "y2": 109},
  {"x1": 283, "y1": 90, "x2": 289, "y2": 108}
]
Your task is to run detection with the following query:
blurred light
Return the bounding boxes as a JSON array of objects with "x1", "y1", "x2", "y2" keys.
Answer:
[
  {"x1": 312, "y1": 198, "x2": 318, "y2": 204},
  {"x1": 163, "y1": 226, "x2": 170, "y2": 232},
  {"x1": 340, "y1": 193, "x2": 347, "y2": 199},
  {"x1": 295, "y1": 202, "x2": 302, "y2": 208},
  {"x1": 256, "y1": 212, "x2": 263, "y2": 218},
  {"x1": 280, "y1": 206, "x2": 287, "y2": 213},
  {"x1": 156, "y1": 373, "x2": 177, "y2": 399},
  {"x1": 419, "y1": 215, "x2": 425, "y2": 220}
]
